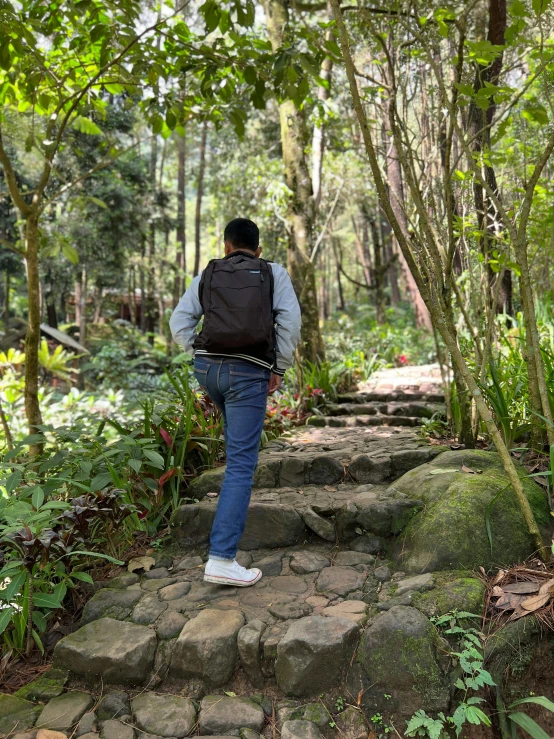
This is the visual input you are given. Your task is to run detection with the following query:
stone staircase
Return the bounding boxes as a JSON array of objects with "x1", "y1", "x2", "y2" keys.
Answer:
[{"x1": 10, "y1": 365, "x2": 525, "y2": 739}]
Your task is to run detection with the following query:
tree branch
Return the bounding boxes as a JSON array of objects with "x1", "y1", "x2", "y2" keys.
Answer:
[
  {"x1": 0, "y1": 130, "x2": 31, "y2": 217},
  {"x1": 0, "y1": 236, "x2": 26, "y2": 257}
]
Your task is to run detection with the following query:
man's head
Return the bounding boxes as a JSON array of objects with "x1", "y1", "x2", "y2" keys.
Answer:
[{"x1": 224, "y1": 218, "x2": 261, "y2": 257}]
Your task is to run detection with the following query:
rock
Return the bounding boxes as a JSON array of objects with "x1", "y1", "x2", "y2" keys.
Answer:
[
  {"x1": 0, "y1": 695, "x2": 41, "y2": 734},
  {"x1": 76, "y1": 713, "x2": 97, "y2": 737},
  {"x1": 249, "y1": 695, "x2": 272, "y2": 716},
  {"x1": 268, "y1": 602, "x2": 312, "y2": 620},
  {"x1": 198, "y1": 696, "x2": 264, "y2": 735},
  {"x1": 261, "y1": 624, "x2": 287, "y2": 677},
  {"x1": 132, "y1": 692, "x2": 196, "y2": 738},
  {"x1": 308, "y1": 456, "x2": 344, "y2": 485},
  {"x1": 395, "y1": 573, "x2": 434, "y2": 597},
  {"x1": 333, "y1": 552, "x2": 375, "y2": 567},
  {"x1": 170, "y1": 609, "x2": 245, "y2": 685},
  {"x1": 239, "y1": 729, "x2": 260, "y2": 739},
  {"x1": 189, "y1": 466, "x2": 226, "y2": 497},
  {"x1": 97, "y1": 693, "x2": 130, "y2": 722},
  {"x1": 275, "y1": 616, "x2": 359, "y2": 696},
  {"x1": 13, "y1": 732, "x2": 38, "y2": 739},
  {"x1": 173, "y1": 503, "x2": 306, "y2": 550},
  {"x1": 316, "y1": 567, "x2": 366, "y2": 597},
  {"x1": 301, "y1": 509, "x2": 335, "y2": 541},
  {"x1": 355, "y1": 499, "x2": 421, "y2": 537},
  {"x1": 156, "y1": 610, "x2": 188, "y2": 640},
  {"x1": 253, "y1": 553, "x2": 283, "y2": 577},
  {"x1": 349, "y1": 536, "x2": 383, "y2": 554},
  {"x1": 53, "y1": 618, "x2": 157, "y2": 684},
  {"x1": 289, "y1": 552, "x2": 330, "y2": 574},
  {"x1": 349, "y1": 454, "x2": 391, "y2": 484},
  {"x1": 143, "y1": 567, "x2": 170, "y2": 579},
  {"x1": 81, "y1": 589, "x2": 143, "y2": 625},
  {"x1": 78, "y1": 734, "x2": 99, "y2": 739},
  {"x1": 159, "y1": 582, "x2": 191, "y2": 601},
  {"x1": 174, "y1": 556, "x2": 204, "y2": 571},
  {"x1": 373, "y1": 566, "x2": 391, "y2": 582},
  {"x1": 99, "y1": 574, "x2": 139, "y2": 590},
  {"x1": 37, "y1": 732, "x2": 67, "y2": 739},
  {"x1": 141, "y1": 578, "x2": 177, "y2": 593},
  {"x1": 271, "y1": 576, "x2": 308, "y2": 594},
  {"x1": 413, "y1": 576, "x2": 485, "y2": 618},
  {"x1": 390, "y1": 450, "x2": 550, "y2": 571},
  {"x1": 37, "y1": 693, "x2": 93, "y2": 731},
  {"x1": 292, "y1": 704, "x2": 329, "y2": 735},
  {"x1": 281, "y1": 721, "x2": 323, "y2": 739},
  {"x1": 237, "y1": 620, "x2": 265, "y2": 687},
  {"x1": 322, "y1": 601, "x2": 367, "y2": 625},
  {"x1": 15, "y1": 669, "x2": 68, "y2": 702},
  {"x1": 391, "y1": 449, "x2": 432, "y2": 472},
  {"x1": 358, "y1": 605, "x2": 449, "y2": 718},
  {"x1": 100, "y1": 720, "x2": 134, "y2": 739},
  {"x1": 334, "y1": 707, "x2": 368, "y2": 739},
  {"x1": 279, "y1": 458, "x2": 306, "y2": 486},
  {"x1": 236, "y1": 551, "x2": 253, "y2": 568},
  {"x1": 254, "y1": 459, "x2": 281, "y2": 488},
  {"x1": 131, "y1": 594, "x2": 167, "y2": 625}
]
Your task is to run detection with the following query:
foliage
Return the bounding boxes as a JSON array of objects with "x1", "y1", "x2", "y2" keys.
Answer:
[{"x1": 0, "y1": 486, "x2": 131, "y2": 654}]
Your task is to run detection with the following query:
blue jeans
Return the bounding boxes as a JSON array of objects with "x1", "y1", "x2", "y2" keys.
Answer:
[{"x1": 193, "y1": 356, "x2": 270, "y2": 559}]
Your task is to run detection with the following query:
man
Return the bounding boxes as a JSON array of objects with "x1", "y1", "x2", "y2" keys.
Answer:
[{"x1": 170, "y1": 218, "x2": 301, "y2": 587}]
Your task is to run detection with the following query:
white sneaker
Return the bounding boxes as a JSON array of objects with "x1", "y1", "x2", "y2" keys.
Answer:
[{"x1": 204, "y1": 559, "x2": 262, "y2": 587}]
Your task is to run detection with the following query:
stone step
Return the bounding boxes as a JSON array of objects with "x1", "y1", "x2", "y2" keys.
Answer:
[
  {"x1": 326, "y1": 400, "x2": 445, "y2": 418},
  {"x1": 337, "y1": 390, "x2": 445, "y2": 404},
  {"x1": 307, "y1": 414, "x2": 423, "y2": 428},
  {"x1": 189, "y1": 426, "x2": 449, "y2": 498},
  {"x1": 176, "y1": 444, "x2": 447, "y2": 552}
]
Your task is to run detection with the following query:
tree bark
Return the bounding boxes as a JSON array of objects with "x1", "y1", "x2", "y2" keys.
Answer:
[
  {"x1": 264, "y1": 0, "x2": 326, "y2": 364},
  {"x1": 311, "y1": 6, "x2": 333, "y2": 209},
  {"x1": 193, "y1": 121, "x2": 208, "y2": 278},
  {"x1": 24, "y1": 215, "x2": 43, "y2": 452},
  {"x1": 79, "y1": 265, "x2": 87, "y2": 348},
  {"x1": 175, "y1": 128, "x2": 187, "y2": 304},
  {"x1": 4, "y1": 269, "x2": 9, "y2": 336}
]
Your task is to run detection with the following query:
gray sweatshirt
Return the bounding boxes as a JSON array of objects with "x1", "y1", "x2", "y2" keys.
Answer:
[{"x1": 169, "y1": 261, "x2": 302, "y2": 375}]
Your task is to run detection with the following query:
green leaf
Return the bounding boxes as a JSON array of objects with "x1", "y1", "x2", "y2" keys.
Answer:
[
  {"x1": 71, "y1": 571, "x2": 94, "y2": 585},
  {"x1": 532, "y1": 0, "x2": 551, "y2": 14},
  {"x1": 510, "y1": 0, "x2": 526, "y2": 15},
  {"x1": 128, "y1": 458, "x2": 142, "y2": 474},
  {"x1": 0, "y1": 606, "x2": 15, "y2": 635},
  {"x1": 31, "y1": 486, "x2": 44, "y2": 510},
  {"x1": 0, "y1": 570, "x2": 28, "y2": 603},
  {"x1": 32, "y1": 593, "x2": 63, "y2": 610},
  {"x1": 67, "y1": 550, "x2": 124, "y2": 566},
  {"x1": 90, "y1": 472, "x2": 113, "y2": 491},
  {"x1": 72, "y1": 116, "x2": 103, "y2": 136},
  {"x1": 6, "y1": 470, "x2": 22, "y2": 494},
  {"x1": 143, "y1": 449, "x2": 165, "y2": 469},
  {"x1": 32, "y1": 610, "x2": 47, "y2": 632},
  {"x1": 509, "y1": 696, "x2": 554, "y2": 713},
  {"x1": 509, "y1": 712, "x2": 550, "y2": 739}
]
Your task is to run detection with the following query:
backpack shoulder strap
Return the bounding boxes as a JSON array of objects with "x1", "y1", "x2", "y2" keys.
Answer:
[
  {"x1": 198, "y1": 260, "x2": 217, "y2": 310},
  {"x1": 261, "y1": 259, "x2": 275, "y2": 313}
]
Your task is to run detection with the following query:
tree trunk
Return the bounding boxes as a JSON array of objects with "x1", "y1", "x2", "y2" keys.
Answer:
[
  {"x1": 264, "y1": 0, "x2": 325, "y2": 364},
  {"x1": 175, "y1": 128, "x2": 187, "y2": 304},
  {"x1": 4, "y1": 269, "x2": 9, "y2": 335},
  {"x1": 79, "y1": 265, "x2": 87, "y2": 348},
  {"x1": 311, "y1": 8, "x2": 333, "y2": 209},
  {"x1": 146, "y1": 136, "x2": 158, "y2": 340},
  {"x1": 368, "y1": 215, "x2": 387, "y2": 324},
  {"x1": 334, "y1": 239, "x2": 345, "y2": 311},
  {"x1": 193, "y1": 121, "x2": 208, "y2": 278},
  {"x1": 24, "y1": 215, "x2": 43, "y2": 453}
]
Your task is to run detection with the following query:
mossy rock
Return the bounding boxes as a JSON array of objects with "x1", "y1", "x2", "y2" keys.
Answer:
[
  {"x1": 358, "y1": 605, "x2": 449, "y2": 719},
  {"x1": 14, "y1": 668, "x2": 68, "y2": 701},
  {"x1": 412, "y1": 573, "x2": 485, "y2": 619},
  {"x1": 188, "y1": 466, "x2": 226, "y2": 498},
  {"x1": 0, "y1": 694, "x2": 41, "y2": 734},
  {"x1": 389, "y1": 450, "x2": 550, "y2": 572}
]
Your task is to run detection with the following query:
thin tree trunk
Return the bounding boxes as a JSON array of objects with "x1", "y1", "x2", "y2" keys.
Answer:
[
  {"x1": 4, "y1": 269, "x2": 9, "y2": 336},
  {"x1": 334, "y1": 239, "x2": 345, "y2": 311},
  {"x1": 264, "y1": 0, "x2": 326, "y2": 364},
  {"x1": 368, "y1": 215, "x2": 386, "y2": 324},
  {"x1": 311, "y1": 6, "x2": 333, "y2": 209},
  {"x1": 331, "y1": 0, "x2": 545, "y2": 556},
  {"x1": 146, "y1": 136, "x2": 158, "y2": 340},
  {"x1": 24, "y1": 215, "x2": 43, "y2": 452},
  {"x1": 0, "y1": 397, "x2": 13, "y2": 450},
  {"x1": 193, "y1": 121, "x2": 208, "y2": 278},
  {"x1": 175, "y1": 129, "x2": 187, "y2": 303},
  {"x1": 79, "y1": 265, "x2": 87, "y2": 348}
]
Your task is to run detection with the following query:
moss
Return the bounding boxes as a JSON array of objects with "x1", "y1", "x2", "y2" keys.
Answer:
[
  {"x1": 413, "y1": 575, "x2": 485, "y2": 619},
  {"x1": 390, "y1": 450, "x2": 550, "y2": 572},
  {"x1": 14, "y1": 668, "x2": 68, "y2": 701}
]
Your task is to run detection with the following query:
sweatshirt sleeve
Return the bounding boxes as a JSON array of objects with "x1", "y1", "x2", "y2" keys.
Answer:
[
  {"x1": 169, "y1": 274, "x2": 203, "y2": 354},
  {"x1": 272, "y1": 264, "x2": 302, "y2": 375}
]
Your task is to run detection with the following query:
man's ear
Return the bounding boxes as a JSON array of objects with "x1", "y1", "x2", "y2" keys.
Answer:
[
  {"x1": 224, "y1": 240, "x2": 233, "y2": 255},
  {"x1": 255, "y1": 247, "x2": 262, "y2": 257}
]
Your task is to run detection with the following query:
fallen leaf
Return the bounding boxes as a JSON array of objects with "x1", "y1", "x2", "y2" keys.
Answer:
[
  {"x1": 521, "y1": 593, "x2": 551, "y2": 611},
  {"x1": 37, "y1": 731, "x2": 67, "y2": 739},
  {"x1": 428, "y1": 469, "x2": 453, "y2": 475},
  {"x1": 461, "y1": 464, "x2": 483, "y2": 474},
  {"x1": 539, "y1": 578, "x2": 554, "y2": 595},
  {"x1": 323, "y1": 486, "x2": 337, "y2": 492},
  {"x1": 224, "y1": 691, "x2": 236, "y2": 697},
  {"x1": 206, "y1": 492, "x2": 218, "y2": 498},
  {"x1": 534, "y1": 476, "x2": 549, "y2": 488},
  {"x1": 508, "y1": 606, "x2": 527, "y2": 621},
  {"x1": 493, "y1": 569, "x2": 508, "y2": 585},
  {"x1": 128, "y1": 556, "x2": 155, "y2": 573},
  {"x1": 297, "y1": 489, "x2": 304, "y2": 495},
  {"x1": 491, "y1": 586, "x2": 504, "y2": 597},
  {"x1": 502, "y1": 582, "x2": 540, "y2": 594}
]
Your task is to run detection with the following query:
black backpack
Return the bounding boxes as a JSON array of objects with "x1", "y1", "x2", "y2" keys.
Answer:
[{"x1": 193, "y1": 250, "x2": 276, "y2": 363}]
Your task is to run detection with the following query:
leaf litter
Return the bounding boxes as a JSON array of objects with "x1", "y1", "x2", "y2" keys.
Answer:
[{"x1": 485, "y1": 562, "x2": 554, "y2": 629}]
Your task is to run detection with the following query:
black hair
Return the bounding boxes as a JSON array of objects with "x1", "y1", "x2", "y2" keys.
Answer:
[{"x1": 224, "y1": 218, "x2": 259, "y2": 252}]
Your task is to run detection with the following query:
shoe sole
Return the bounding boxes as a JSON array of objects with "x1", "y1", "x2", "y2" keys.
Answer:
[{"x1": 204, "y1": 571, "x2": 263, "y2": 587}]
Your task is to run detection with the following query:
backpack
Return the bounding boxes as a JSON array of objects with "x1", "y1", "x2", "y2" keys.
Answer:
[{"x1": 193, "y1": 250, "x2": 276, "y2": 363}]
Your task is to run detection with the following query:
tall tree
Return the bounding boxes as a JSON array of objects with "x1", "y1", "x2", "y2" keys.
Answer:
[{"x1": 194, "y1": 121, "x2": 208, "y2": 277}]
